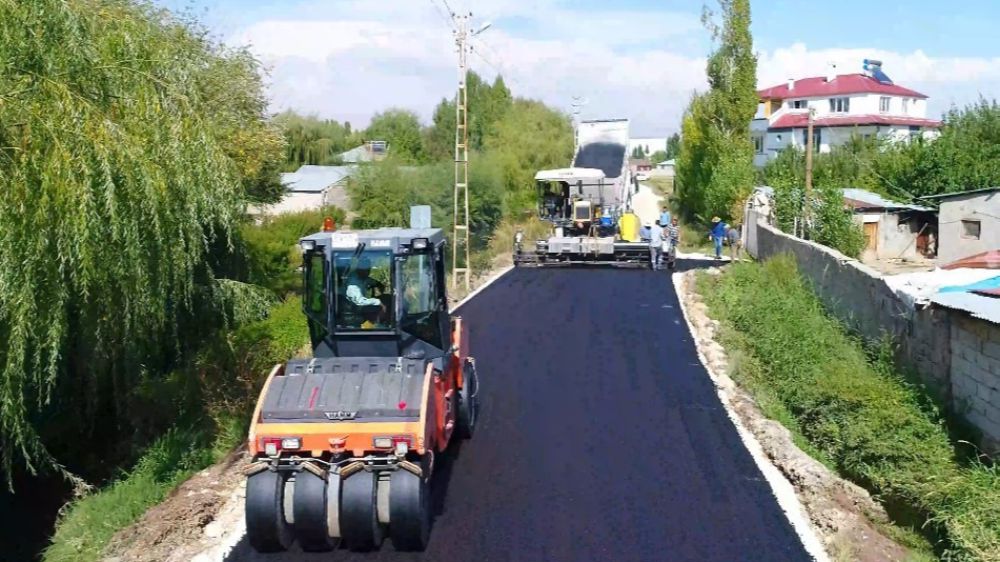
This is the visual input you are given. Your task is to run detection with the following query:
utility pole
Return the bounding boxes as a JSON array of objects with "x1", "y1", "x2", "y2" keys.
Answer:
[
  {"x1": 447, "y1": 9, "x2": 492, "y2": 291},
  {"x1": 804, "y1": 108, "x2": 816, "y2": 238},
  {"x1": 452, "y1": 12, "x2": 471, "y2": 291}
]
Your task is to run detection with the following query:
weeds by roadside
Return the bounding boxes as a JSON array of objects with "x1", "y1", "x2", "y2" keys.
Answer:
[{"x1": 699, "y1": 255, "x2": 1000, "y2": 562}]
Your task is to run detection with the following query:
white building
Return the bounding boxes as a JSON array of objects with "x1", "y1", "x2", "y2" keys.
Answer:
[
  {"x1": 257, "y1": 165, "x2": 355, "y2": 216},
  {"x1": 752, "y1": 62, "x2": 941, "y2": 168}
]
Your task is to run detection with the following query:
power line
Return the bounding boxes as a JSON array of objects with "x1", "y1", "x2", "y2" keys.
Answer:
[{"x1": 427, "y1": 0, "x2": 452, "y2": 29}]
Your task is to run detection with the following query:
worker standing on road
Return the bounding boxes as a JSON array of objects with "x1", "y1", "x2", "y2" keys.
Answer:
[
  {"x1": 649, "y1": 220, "x2": 665, "y2": 270},
  {"x1": 664, "y1": 217, "x2": 680, "y2": 266},
  {"x1": 640, "y1": 222, "x2": 652, "y2": 241},
  {"x1": 727, "y1": 223, "x2": 743, "y2": 261},
  {"x1": 660, "y1": 206, "x2": 671, "y2": 229},
  {"x1": 709, "y1": 217, "x2": 727, "y2": 260}
]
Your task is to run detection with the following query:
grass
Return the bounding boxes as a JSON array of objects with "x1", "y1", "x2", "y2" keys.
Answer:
[
  {"x1": 43, "y1": 297, "x2": 310, "y2": 562},
  {"x1": 698, "y1": 255, "x2": 1000, "y2": 562}
]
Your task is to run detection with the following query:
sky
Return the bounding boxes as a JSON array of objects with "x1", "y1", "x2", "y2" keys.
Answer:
[{"x1": 155, "y1": 0, "x2": 1000, "y2": 137}]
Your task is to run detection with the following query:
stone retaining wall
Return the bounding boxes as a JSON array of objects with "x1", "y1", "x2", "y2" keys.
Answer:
[{"x1": 751, "y1": 221, "x2": 998, "y2": 454}]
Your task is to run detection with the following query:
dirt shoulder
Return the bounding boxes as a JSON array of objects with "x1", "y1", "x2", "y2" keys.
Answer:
[{"x1": 675, "y1": 269, "x2": 913, "y2": 562}]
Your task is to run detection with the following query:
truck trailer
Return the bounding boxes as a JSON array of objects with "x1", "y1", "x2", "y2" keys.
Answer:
[{"x1": 513, "y1": 118, "x2": 651, "y2": 267}]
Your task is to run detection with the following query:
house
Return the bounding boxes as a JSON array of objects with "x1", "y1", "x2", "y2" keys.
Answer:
[
  {"x1": 259, "y1": 165, "x2": 356, "y2": 216},
  {"x1": 921, "y1": 188, "x2": 1000, "y2": 264},
  {"x1": 842, "y1": 188, "x2": 936, "y2": 260},
  {"x1": 630, "y1": 158, "x2": 652, "y2": 173},
  {"x1": 752, "y1": 60, "x2": 942, "y2": 168},
  {"x1": 651, "y1": 159, "x2": 675, "y2": 178},
  {"x1": 340, "y1": 140, "x2": 388, "y2": 164}
]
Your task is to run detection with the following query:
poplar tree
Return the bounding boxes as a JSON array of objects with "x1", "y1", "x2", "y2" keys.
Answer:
[{"x1": 676, "y1": 0, "x2": 758, "y2": 220}]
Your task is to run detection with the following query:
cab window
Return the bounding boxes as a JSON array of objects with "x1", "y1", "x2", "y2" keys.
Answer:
[
  {"x1": 304, "y1": 252, "x2": 328, "y2": 338},
  {"x1": 331, "y1": 250, "x2": 394, "y2": 331},
  {"x1": 400, "y1": 251, "x2": 443, "y2": 348}
]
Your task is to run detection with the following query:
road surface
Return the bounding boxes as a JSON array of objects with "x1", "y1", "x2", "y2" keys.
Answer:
[{"x1": 226, "y1": 266, "x2": 811, "y2": 562}]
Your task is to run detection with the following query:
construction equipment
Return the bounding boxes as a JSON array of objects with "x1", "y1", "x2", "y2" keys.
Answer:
[
  {"x1": 245, "y1": 211, "x2": 479, "y2": 553},
  {"x1": 513, "y1": 118, "x2": 651, "y2": 267}
]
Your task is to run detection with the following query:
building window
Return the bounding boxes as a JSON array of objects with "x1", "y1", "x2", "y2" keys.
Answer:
[
  {"x1": 902, "y1": 98, "x2": 910, "y2": 113},
  {"x1": 879, "y1": 96, "x2": 890, "y2": 113},
  {"x1": 829, "y1": 97, "x2": 850, "y2": 113},
  {"x1": 962, "y1": 220, "x2": 981, "y2": 240},
  {"x1": 753, "y1": 134, "x2": 764, "y2": 154},
  {"x1": 802, "y1": 128, "x2": 820, "y2": 152},
  {"x1": 791, "y1": 100, "x2": 807, "y2": 109}
]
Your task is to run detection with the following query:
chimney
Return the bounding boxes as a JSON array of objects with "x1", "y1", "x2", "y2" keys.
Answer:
[
  {"x1": 787, "y1": 78, "x2": 795, "y2": 91},
  {"x1": 826, "y1": 63, "x2": 837, "y2": 82}
]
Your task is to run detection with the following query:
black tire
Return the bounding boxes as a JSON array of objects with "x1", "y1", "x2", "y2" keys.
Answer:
[
  {"x1": 293, "y1": 468, "x2": 338, "y2": 552},
  {"x1": 456, "y1": 361, "x2": 479, "y2": 439},
  {"x1": 246, "y1": 469, "x2": 294, "y2": 553},
  {"x1": 340, "y1": 470, "x2": 382, "y2": 551},
  {"x1": 389, "y1": 468, "x2": 432, "y2": 551}
]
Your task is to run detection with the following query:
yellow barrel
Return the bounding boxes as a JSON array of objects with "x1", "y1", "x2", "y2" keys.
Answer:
[{"x1": 619, "y1": 212, "x2": 640, "y2": 242}]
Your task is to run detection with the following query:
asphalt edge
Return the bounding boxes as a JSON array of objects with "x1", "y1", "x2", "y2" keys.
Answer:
[
  {"x1": 450, "y1": 265, "x2": 514, "y2": 314},
  {"x1": 672, "y1": 270, "x2": 830, "y2": 562}
]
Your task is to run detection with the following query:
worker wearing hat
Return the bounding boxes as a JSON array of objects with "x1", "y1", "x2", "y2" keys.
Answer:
[
  {"x1": 709, "y1": 216, "x2": 728, "y2": 260},
  {"x1": 346, "y1": 256, "x2": 387, "y2": 327}
]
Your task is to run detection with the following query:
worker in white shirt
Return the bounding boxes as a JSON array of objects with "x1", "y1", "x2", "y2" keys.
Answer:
[{"x1": 345, "y1": 257, "x2": 386, "y2": 327}]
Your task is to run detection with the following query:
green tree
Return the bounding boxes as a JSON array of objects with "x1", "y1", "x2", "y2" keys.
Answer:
[
  {"x1": 675, "y1": 0, "x2": 757, "y2": 221},
  {"x1": 665, "y1": 132, "x2": 681, "y2": 159},
  {"x1": 365, "y1": 108, "x2": 425, "y2": 163},
  {"x1": 485, "y1": 99, "x2": 575, "y2": 215},
  {"x1": 423, "y1": 72, "x2": 513, "y2": 162},
  {"x1": 273, "y1": 111, "x2": 359, "y2": 171},
  {"x1": 0, "y1": 0, "x2": 283, "y2": 481}
]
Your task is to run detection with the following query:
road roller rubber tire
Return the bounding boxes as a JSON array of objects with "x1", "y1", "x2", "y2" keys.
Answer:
[
  {"x1": 340, "y1": 470, "x2": 382, "y2": 551},
  {"x1": 456, "y1": 361, "x2": 479, "y2": 439},
  {"x1": 389, "y1": 468, "x2": 431, "y2": 551},
  {"x1": 293, "y1": 468, "x2": 338, "y2": 552},
  {"x1": 246, "y1": 469, "x2": 294, "y2": 552}
]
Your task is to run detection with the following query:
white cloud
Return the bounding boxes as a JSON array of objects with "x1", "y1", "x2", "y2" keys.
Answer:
[{"x1": 229, "y1": 2, "x2": 1000, "y2": 138}]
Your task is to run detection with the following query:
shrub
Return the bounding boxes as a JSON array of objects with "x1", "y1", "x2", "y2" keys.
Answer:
[{"x1": 701, "y1": 255, "x2": 1000, "y2": 561}]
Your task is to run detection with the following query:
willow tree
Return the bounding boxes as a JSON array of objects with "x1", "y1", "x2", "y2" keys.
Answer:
[{"x1": 0, "y1": 0, "x2": 283, "y2": 482}]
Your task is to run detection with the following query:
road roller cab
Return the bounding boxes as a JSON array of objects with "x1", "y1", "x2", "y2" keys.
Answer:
[{"x1": 245, "y1": 217, "x2": 479, "y2": 554}]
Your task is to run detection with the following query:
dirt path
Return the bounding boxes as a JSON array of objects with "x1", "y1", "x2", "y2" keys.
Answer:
[{"x1": 632, "y1": 182, "x2": 662, "y2": 225}]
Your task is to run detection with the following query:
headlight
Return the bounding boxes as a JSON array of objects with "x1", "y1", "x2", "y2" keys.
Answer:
[
  {"x1": 411, "y1": 237, "x2": 429, "y2": 250},
  {"x1": 281, "y1": 437, "x2": 301, "y2": 450},
  {"x1": 373, "y1": 437, "x2": 393, "y2": 449},
  {"x1": 299, "y1": 239, "x2": 316, "y2": 252}
]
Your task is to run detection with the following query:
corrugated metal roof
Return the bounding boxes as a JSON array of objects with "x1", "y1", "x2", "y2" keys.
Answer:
[
  {"x1": 281, "y1": 165, "x2": 356, "y2": 193},
  {"x1": 918, "y1": 187, "x2": 1000, "y2": 201},
  {"x1": 841, "y1": 188, "x2": 932, "y2": 212},
  {"x1": 931, "y1": 291, "x2": 1000, "y2": 325}
]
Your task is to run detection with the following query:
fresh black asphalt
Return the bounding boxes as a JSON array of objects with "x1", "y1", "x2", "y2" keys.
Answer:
[{"x1": 228, "y1": 265, "x2": 812, "y2": 562}]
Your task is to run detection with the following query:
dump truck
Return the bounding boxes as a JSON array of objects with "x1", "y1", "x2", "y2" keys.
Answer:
[
  {"x1": 244, "y1": 213, "x2": 479, "y2": 553},
  {"x1": 513, "y1": 118, "x2": 651, "y2": 267}
]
